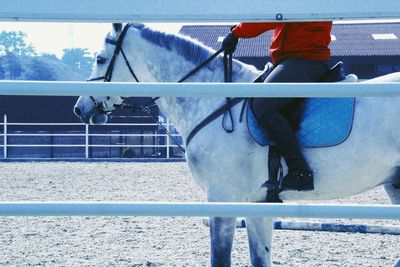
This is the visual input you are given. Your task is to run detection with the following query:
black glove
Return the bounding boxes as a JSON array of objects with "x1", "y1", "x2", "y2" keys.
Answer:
[{"x1": 221, "y1": 32, "x2": 238, "y2": 54}]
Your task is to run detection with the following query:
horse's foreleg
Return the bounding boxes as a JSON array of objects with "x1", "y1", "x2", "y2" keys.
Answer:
[
  {"x1": 209, "y1": 217, "x2": 236, "y2": 267},
  {"x1": 245, "y1": 217, "x2": 273, "y2": 267},
  {"x1": 384, "y1": 183, "x2": 400, "y2": 204}
]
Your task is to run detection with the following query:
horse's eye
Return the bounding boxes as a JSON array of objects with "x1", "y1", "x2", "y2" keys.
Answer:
[{"x1": 96, "y1": 56, "x2": 107, "y2": 65}]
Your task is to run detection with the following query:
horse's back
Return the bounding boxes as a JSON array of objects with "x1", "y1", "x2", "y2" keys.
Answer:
[{"x1": 364, "y1": 72, "x2": 400, "y2": 83}]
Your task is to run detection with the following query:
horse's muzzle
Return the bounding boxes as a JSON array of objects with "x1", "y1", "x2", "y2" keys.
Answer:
[
  {"x1": 74, "y1": 106, "x2": 82, "y2": 117},
  {"x1": 73, "y1": 104, "x2": 108, "y2": 125}
]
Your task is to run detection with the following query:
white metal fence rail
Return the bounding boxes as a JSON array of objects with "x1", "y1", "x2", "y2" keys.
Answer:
[
  {"x1": 0, "y1": 202, "x2": 398, "y2": 219},
  {"x1": 0, "y1": 0, "x2": 399, "y2": 22},
  {"x1": 1, "y1": 80, "x2": 400, "y2": 97},
  {"x1": 0, "y1": 115, "x2": 184, "y2": 159}
]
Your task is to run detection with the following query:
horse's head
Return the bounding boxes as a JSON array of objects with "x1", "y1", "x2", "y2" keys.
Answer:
[
  {"x1": 74, "y1": 23, "x2": 140, "y2": 124},
  {"x1": 74, "y1": 22, "x2": 259, "y2": 124}
]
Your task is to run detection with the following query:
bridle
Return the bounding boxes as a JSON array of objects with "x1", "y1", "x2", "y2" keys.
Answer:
[
  {"x1": 86, "y1": 23, "x2": 187, "y2": 152},
  {"x1": 86, "y1": 23, "x2": 229, "y2": 115},
  {"x1": 86, "y1": 23, "x2": 239, "y2": 152},
  {"x1": 87, "y1": 24, "x2": 139, "y2": 115},
  {"x1": 89, "y1": 24, "x2": 139, "y2": 83}
]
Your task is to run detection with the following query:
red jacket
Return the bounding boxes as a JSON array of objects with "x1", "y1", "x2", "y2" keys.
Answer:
[{"x1": 232, "y1": 22, "x2": 332, "y2": 64}]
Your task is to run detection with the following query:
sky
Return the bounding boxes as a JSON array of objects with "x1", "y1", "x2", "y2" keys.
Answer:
[{"x1": 0, "y1": 22, "x2": 182, "y2": 58}]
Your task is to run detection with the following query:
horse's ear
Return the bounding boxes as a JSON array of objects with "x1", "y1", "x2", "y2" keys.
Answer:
[{"x1": 112, "y1": 23, "x2": 123, "y2": 33}]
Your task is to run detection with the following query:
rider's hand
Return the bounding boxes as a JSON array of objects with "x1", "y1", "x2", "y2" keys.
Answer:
[{"x1": 221, "y1": 32, "x2": 238, "y2": 54}]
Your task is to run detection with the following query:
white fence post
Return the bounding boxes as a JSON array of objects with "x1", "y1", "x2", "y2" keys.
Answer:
[
  {"x1": 166, "y1": 117, "x2": 170, "y2": 159},
  {"x1": 3, "y1": 115, "x2": 7, "y2": 159},
  {"x1": 85, "y1": 124, "x2": 89, "y2": 159}
]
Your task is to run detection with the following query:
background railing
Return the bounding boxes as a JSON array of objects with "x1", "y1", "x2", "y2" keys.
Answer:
[{"x1": 0, "y1": 115, "x2": 185, "y2": 160}]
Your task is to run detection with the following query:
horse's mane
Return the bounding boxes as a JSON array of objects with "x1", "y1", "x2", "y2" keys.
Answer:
[{"x1": 132, "y1": 24, "x2": 219, "y2": 68}]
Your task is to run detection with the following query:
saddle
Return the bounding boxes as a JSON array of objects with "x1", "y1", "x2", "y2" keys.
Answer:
[
  {"x1": 247, "y1": 62, "x2": 357, "y2": 148},
  {"x1": 186, "y1": 62, "x2": 357, "y2": 148}
]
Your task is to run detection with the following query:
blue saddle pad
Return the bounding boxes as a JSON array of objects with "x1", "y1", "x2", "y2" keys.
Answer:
[{"x1": 247, "y1": 98, "x2": 355, "y2": 148}]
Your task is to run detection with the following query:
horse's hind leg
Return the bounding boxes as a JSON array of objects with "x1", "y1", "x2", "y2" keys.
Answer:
[
  {"x1": 384, "y1": 181, "x2": 400, "y2": 267},
  {"x1": 384, "y1": 183, "x2": 400, "y2": 204},
  {"x1": 209, "y1": 217, "x2": 236, "y2": 267},
  {"x1": 245, "y1": 217, "x2": 273, "y2": 267},
  {"x1": 384, "y1": 167, "x2": 400, "y2": 204}
]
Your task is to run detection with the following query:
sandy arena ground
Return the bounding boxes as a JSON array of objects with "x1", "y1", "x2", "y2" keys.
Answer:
[{"x1": 0, "y1": 162, "x2": 399, "y2": 266}]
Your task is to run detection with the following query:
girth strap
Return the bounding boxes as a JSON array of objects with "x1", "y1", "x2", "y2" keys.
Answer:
[
  {"x1": 264, "y1": 146, "x2": 283, "y2": 203},
  {"x1": 186, "y1": 97, "x2": 244, "y2": 146}
]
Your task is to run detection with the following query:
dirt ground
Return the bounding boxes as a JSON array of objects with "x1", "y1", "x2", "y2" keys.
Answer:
[{"x1": 0, "y1": 162, "x2": 399, "y2": 266}]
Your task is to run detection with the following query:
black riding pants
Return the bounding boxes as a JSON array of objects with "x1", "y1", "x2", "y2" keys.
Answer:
[{"x1": 252, "y1": 58, "x2": 330, "y2": 171}]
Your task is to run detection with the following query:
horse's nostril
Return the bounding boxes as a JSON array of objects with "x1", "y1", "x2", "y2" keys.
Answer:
[{"x1": 74, "y1": 107, "x2": 81, "y2": 116}]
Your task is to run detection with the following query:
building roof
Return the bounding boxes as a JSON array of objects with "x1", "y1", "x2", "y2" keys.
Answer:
[{"x1": 179, "y1": 23, "x2": 400, "y2": 58}]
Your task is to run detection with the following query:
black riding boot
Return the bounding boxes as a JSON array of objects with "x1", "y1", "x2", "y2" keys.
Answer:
[
  {"x1": 250, "y1": 59, "x2": 330, "y2": 191},
  {"x1": 257, "y1": 111, "x2": 314, "y2": 191}
]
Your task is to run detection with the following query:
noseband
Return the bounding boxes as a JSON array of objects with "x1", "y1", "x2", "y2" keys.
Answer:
[{"x1": 88, "y1": 23, "x2": 139, "y2": 114}]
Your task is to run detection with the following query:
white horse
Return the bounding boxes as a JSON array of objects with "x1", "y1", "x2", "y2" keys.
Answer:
[{"x1": 74, "y1": 23, "x2": 400, "y2": 267}]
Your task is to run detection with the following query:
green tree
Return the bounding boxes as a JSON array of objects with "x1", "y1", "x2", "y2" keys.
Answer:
[
  {"x1": 0, "y1": 31, "x2": 35, "y2": 56},
  {"x1": 61, "y1": 48, "x2": 94, "y2": 76},
  {"x1": 2, "y1": 53, "x2": 23, "y2": 80},
  {"x1": 25, "y1": 58, "x2": 57, "y2": 81},
  {"x1": 41, "y1": 53, "x2": 58, "y2": 60}
]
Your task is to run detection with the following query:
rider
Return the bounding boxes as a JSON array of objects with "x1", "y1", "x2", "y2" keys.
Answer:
[{"x1": 222, "y1": 22, "x2": 333, "y2": 191}]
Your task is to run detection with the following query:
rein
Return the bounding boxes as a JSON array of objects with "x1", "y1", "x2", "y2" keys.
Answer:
[{"x1": 88, "y1": 23, "x2": 242, "y2": 153}]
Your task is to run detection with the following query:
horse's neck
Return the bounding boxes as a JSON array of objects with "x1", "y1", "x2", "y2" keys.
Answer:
[
  {"x1": 156, "y1": 97, "x2": 228, "y2": 138},
  {"x1": 156, "y1": 72, "x2": 258, "y2": 138},
  {"x1": 131, "y1": 37, "x2": 259, "y2": 139}
]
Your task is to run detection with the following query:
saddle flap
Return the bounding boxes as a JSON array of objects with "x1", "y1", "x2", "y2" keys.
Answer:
[{"x1": 247, "y1": 98, "x2": 355, "y2": 148}]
